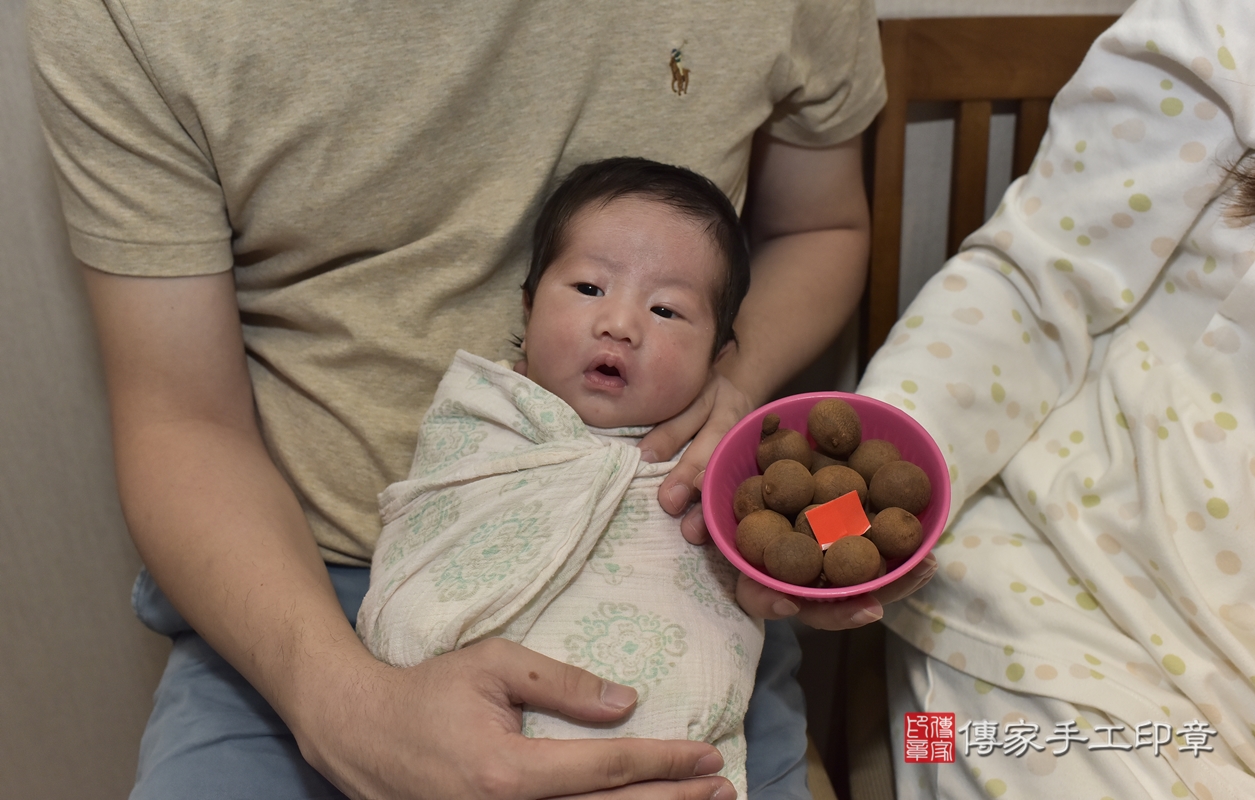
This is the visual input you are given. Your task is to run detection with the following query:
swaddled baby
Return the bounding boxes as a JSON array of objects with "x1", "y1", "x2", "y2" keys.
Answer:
[{"x1": 357, "y1": 158, "x2": 763, "y2": 792}]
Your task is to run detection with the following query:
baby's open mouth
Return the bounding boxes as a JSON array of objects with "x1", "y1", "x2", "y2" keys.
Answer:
[{"x1": 586, "y1": 356, "x2": 627, "y2": 389}]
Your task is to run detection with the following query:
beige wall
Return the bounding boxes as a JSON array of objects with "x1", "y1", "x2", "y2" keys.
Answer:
[
  {"x1": 1, "y1": 2, "x2": 169, "y2": 797},
  {"x1": 0, "y1": 1, "x2": 1132, "y2": 797}
]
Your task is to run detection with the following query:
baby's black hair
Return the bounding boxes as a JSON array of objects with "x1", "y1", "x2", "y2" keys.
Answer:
[
  {"x1": 522, "y1": 157, "x2": 751, "y2": 361},
  {"x1": 1230, "y1": 155, "x2": 1255, "y2": 220}
]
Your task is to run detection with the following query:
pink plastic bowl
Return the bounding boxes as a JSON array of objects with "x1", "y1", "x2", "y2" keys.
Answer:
[{"x1": 703, "y1": 391, "x2": 950, "y2": 600}]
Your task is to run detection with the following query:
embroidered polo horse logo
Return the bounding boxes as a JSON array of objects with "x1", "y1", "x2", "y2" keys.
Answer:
[{"x1": 669, "y1": 48, "x2": 690, "y2": 96}]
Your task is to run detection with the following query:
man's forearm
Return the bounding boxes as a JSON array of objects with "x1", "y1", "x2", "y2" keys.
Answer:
[
  {"x1": 723, "y1": 133, "x2": 871, "y2": 406},
  {"x1": 117, "y1": 417, "x2": 374, "y2": 722},
  {"x1": 82, "y1": 267, "x2": 375, "y2": 736},
  {"x1": 719, "y1": 225, "x2": 868, "y2": 406}
]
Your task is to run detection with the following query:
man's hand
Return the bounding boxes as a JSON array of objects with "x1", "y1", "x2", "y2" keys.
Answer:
[
  {"x1": 642, "y1": 134, "x2": 871, "y2": 549},
  {"x1": 637, "y1": 133, "x2": 940, "y2": 630},
  {"x1": 297, "y1": 638, "x2": 733, "y2": 800}
]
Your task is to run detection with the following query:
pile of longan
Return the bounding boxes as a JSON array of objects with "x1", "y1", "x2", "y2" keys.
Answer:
[{"x1": 733, "y1": 398, "x2": 932, "y2": 588}]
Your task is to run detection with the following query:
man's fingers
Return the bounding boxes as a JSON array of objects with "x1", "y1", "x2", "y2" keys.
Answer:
[
  {"x1": 513, "y1": 736, "x2": 729, "y2": 799},
  {"x1": 659, "y1": 461, "x2": 700, "y2": 517},
  {"x1": 477, "y1": 640, "x2": 735, "y2": 799},
  {"x1": 643, "y1": 374, "x2": 753, "y2": 520},
  {"x1": 476, "y1": 639, "x2": 639, "y2": 722},
  {"x1": 639, "y1": 389, "x2": 714, "y2": 465},
  {"x1": 657, "y1": 403, "x2": 741, "y2": 517},
  {"x1": 554, "y1": 776, "x2": 735, "y2": 800},
  {"x1": 678, "y1": 502, "x2": 709, "y2": 545}
]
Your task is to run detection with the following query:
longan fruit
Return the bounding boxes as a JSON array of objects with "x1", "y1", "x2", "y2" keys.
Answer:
[
  {"x1": 764, "y1": 532, "x2": 824, "y2": 586},
  {"x1": 762, "y1": 459, "x2": 815, "y2": 518},
  {"x1": 807, "y1": 398, "x2": 861, "y2": 459},
  {"x1": 822, "y1": 535, "x2": 882, "y2": 587},
  {"x1": 865, "y1": 507, "x2": 923, "y2": 560},
  {"x1": 735, "y1": 509, "x2": 792, "y2": 569},
  {"x1": 809, "y1": 450, "x2": 843, "y2": 474},
  {"x1": 757, "y1": 429, "x2": 813, "y2": 472},
  {"x1": 847, "y1": 439, "x2": 901, "y2": 485},
  {"x1": 733, "y1": 475, "x2": 766, "y2": 522},
  {"x1": 812, "y1": 464, "x2": 867, "y2": 506},
  {"x1": 793, "y1": 504, "x2": 821, "y2": 539},
  {"x1": 868, "y1": 460, "x2": 932, "y2": 515}
]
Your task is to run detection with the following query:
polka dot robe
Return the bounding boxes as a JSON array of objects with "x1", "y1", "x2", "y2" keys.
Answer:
[{"x1": 858, "y1": 1, "x2": 1255, "y2": 796}]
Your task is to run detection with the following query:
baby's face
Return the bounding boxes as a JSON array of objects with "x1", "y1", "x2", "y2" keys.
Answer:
[{"x1": 523, "y1": 196, "x2": 723, "y2": 428}]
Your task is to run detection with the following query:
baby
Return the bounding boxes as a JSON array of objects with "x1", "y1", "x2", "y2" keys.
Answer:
[{"x1": 357, "y1": 157, "x2": 762, "y2": 791}]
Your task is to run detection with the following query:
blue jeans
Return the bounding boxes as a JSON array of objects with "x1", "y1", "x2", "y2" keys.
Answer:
[{"x1": 130, "y1": 567, "x2": 810, "y2": 799}]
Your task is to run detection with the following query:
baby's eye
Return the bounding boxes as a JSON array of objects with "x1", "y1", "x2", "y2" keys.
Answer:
[
  {"x1": 651, "y1": 306, "x2": 676, "y2": 319},
  {"x1": 576, "y1": 283, "x2": 604, "y2": 297}
]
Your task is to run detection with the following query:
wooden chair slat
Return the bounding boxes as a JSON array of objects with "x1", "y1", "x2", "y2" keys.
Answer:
[
  {"x1": 859, "y1": 15, "x2": 1119, "y2": 368},
  {"x1": 949, "y1": 99, "x2": 993, "y2": 256},
  {"x1": 1014, "y1": 98, "x2": 1053, "y2": 179}
]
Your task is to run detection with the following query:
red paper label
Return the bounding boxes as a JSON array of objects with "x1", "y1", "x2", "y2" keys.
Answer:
[{"x1": 804, "y1": 491, "x2": 870, "y2": 549}]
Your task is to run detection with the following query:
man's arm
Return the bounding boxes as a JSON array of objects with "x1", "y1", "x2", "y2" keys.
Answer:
[
  {"x1": 640, "y1": 133, "x2": 936, "y2": 627},
  {"x1": 642, "y1": 134, "x2": 869, "y2": 489},
  {"x1": 85, "y1": 266, "x2": 730, "y2": 799},
  {"x1": 726, "y1": 132, "x2": 871, "y2": 405}
]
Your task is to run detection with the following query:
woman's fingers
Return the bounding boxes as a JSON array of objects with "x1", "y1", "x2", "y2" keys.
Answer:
[
  {"x1": 733, "y1": 550, "x2": 938, "y2": 631},
  {"x1": 871, "y1": 552, "x2": 938, "y2": 606}
]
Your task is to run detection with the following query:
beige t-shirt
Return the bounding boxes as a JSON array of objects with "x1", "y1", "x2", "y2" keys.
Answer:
[{"x1": 30, "y1": 0, "x2": 886, "y2": 564}]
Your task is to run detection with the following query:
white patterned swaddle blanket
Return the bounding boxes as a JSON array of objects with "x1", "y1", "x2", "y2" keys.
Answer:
[{"x1": 358, "y1": 351, "x2": 763, "y2": 791}]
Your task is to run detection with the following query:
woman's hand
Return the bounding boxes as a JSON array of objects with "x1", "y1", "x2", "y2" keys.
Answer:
[
  {"x1": 733, "y1": 553, "x2": 938, "y2": 630},
  {"x1": 634, "y1": 364, "x2": 939, "y2": 633},
  {"x1": 637, "y1": 372, "x2": 753, "y2": 544}
]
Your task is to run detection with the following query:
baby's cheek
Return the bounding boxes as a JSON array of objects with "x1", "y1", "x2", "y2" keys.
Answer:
[{"x1": 656, "y1": 368, "x2": 707, "y2": 419}]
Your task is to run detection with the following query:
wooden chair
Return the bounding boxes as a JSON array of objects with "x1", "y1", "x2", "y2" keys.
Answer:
[
  {"x1": 830, "y1": 15, "x2": 1119, "y2": 800},
  {"x1": 861, "y1": 15, "x2": 1120, "y2": 366}
]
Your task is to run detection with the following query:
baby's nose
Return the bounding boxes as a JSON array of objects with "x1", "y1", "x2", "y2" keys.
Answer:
[{"x1": 598, "y1": 302, "x2": 642, "y2": 344}]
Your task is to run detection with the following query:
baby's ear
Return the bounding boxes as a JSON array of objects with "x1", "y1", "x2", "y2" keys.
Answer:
[
  {"x1": 519, "y1": 296, "x2": 531, "y2": 354},
  {"x1": 714, "y1": 338, "x2": 736, "y2": 363}
]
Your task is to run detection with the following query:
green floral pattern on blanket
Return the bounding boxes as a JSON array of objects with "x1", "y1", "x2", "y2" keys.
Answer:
[
  {"x1": 588, "y1": 492, "x2": 651, "y2": 585},
  {"x1": 415, "y1": 399, "x2": 488, "y2": 476},
  {"x1": 363, "y1": 353, "x2": 762, "y2": 796},
  {"x1": 688, "y1": 696, "x2": 747, "y2": 788},
  {"x1": 510, "y1": 381, "x2": 586, "y2": 443},
  {"x1": 434, "y1": 501, "x2": 551, "y2": 602},
  {"x1": 713, "y1": 732, "x2": 746, "y2": 789},
  {"x1": 689, "y1": 692, "x2": 744, "y2": 744},
  {"x1": 565, "y1": 602, "x2": 687, "y2": 700},
  {"x1": 674, "y1": 550, "x2": 743, "y2": 619},
  {"x1": 379, "y1": 492, "x2": 461, "y2": 571}
]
